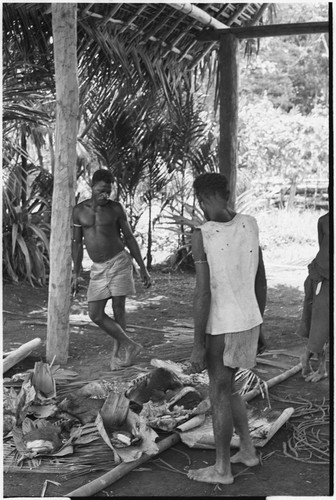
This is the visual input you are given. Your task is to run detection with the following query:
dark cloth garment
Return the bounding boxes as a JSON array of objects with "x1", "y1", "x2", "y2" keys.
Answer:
[{"x1": 297, "y1": 259, "x2": 329, "y2": 353}]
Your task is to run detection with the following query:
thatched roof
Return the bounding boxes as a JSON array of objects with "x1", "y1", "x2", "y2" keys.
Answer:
[
  {"x1": 73, "y1": 2, "x2": 269, "y2": 66},
  {"x1": 5, "y1": 3, "x2": 271, "y2": 70}
]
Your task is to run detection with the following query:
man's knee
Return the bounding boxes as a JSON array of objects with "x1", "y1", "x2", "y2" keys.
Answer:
[{"x1": 88, "y1": 305, "x2": 105, "y2": 325}]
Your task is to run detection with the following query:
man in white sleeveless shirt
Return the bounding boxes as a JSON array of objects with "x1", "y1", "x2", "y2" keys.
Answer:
[{"x1": 187, "y1": 173, "x2": 267, "y2": 485}]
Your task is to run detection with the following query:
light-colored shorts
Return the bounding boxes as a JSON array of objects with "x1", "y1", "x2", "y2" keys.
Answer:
[
  {"x1": 87, "y1": 250, "x2": 136, "y2": 302},
  {"x1": 217, "y1": 325, "x2": 260, "y2": 369}
]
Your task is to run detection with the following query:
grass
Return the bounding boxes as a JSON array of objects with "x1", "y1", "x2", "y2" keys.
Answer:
[{"x1": 255, "y1": 208, "x2": 327, "y2": 266}]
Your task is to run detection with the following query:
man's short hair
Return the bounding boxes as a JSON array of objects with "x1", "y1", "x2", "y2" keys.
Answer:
[
  {"x1": 193, "y1": 172, "x2": 230, "y2": 200},
  {"x1": 92, "y1": 169, "x2": 114, "y2": 186}
]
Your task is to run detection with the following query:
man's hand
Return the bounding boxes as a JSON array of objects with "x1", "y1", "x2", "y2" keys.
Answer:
[
  {"x1": 140, "y1": 268, "x2": 151, "y2": 288},
  {"x1": 189, "y1": 345, "x2": 207, "y2": 373},
  {"x1": 71, "y1": 272, "x2": 80, "y2": 296}
]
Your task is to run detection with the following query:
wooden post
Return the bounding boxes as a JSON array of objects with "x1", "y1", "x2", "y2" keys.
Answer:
[
  {"x1": 47, "y1": 4, "x2": 78, "y2": 363},
  {"x1": 219, "y1": 33, "x2": 238, "y2": 209}
]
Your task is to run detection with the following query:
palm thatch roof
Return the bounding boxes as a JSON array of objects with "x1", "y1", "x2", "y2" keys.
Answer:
[
  {"x1": 4, "y1": 3, "x2": 272, "y2": 71},
  {"x1": 74, "y1": 2, "x2": 270, "y2": 66}
]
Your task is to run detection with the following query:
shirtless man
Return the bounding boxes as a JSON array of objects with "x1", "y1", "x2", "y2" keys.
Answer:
[
  {"x1": 72, "y1": 169, "x2": 151, "y2": 370},
  {"x1": 187, "y1": 173, "x2": 267, "y2": 485},
  {"x1": 298, "y1": 211, "x2": 329, "y2": 382}
]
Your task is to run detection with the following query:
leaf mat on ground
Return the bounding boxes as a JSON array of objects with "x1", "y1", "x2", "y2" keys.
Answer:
[
  {"x1": 4, "y1": 429, "x2": 116, "y2": 475},
  {"x1": 3, "y1": 362, "x2": 266, "y2": 474}
]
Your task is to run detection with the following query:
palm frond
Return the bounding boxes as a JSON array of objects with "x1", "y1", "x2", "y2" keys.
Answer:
[{"x1": 15, "y1": 233, "x2": 33, "y2": 285}]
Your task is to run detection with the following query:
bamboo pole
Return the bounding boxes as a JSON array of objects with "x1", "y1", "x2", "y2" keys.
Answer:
[
  {"x1": 170, "y1": 3, "x2": 229, "y2": 30},
  {"x1": 3, "y1": 338, "x2": 42, "y2": 374},
  {"x1": 66, "y1": 432, "x2": 181, "y2": 497},
  {"x1": 243, "y1": 364, "x2": 302, "y2": 402}
]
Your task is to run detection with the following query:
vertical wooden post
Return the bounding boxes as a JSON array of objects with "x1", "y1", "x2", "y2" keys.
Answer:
[
  {"x1": 218, "y1": 33, "x2": 238, "y2": 208},
  {"x1": 47, "y1": 4, "x2": 78, "y2": 363}
]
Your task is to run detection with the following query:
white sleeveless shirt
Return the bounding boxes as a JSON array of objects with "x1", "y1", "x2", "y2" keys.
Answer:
[{"x1": 200, "y1": 214, "x2": 263, "y2": 334}]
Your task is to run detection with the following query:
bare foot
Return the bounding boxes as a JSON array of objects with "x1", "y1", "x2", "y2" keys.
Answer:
[
  {"x1": 120, "y1": 342, "x2": 142, "y2": 366},
  {"x1": 188, "y1": 465, "x2": 233, "y2": 485},
  {"x1": 230, "y1": 450, "x2": 259, "y2": 467},
  {"x1": 304, "y1": 370, "x2": 328, "y2": 383},
  {"x1": 110, "y1": 357, "x2": 125, "y2": 371}
]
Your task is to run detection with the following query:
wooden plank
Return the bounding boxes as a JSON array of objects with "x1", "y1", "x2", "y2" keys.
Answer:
[
  {"x1": 219, "y1": 33, "x2": 238, "y2": 208},
  {"x1": 197, "y1": 21, "x2": 329, "y2": 41}
]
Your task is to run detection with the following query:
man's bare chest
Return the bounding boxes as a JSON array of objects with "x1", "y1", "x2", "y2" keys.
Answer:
[{"x1": 80, "y1": 207, "x2": 118, "y2": 230}]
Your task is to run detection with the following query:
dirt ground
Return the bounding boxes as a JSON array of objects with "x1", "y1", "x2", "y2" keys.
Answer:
[{"x1": 2, "y1": 261, "x2": 332, "y2": 498}]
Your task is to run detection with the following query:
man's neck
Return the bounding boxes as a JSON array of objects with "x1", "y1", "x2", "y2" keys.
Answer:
[{"x1": 210, "y1": 207, "x2": 236, "y2": 223}]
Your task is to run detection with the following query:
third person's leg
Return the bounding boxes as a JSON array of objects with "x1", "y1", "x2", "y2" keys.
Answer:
[
  {"x1": 188, "y1": 334, "x2": 234, "y2": 484},
  {"x1": 88, "y1": 298, "x2": 141, "y2": 370},
  {"x1": 230, "y1": 371, "x2": 259, "y2": 466}
]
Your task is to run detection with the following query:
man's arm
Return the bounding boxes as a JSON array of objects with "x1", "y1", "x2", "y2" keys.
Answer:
[
  {"x1": 255, "y1": 246, "x2": 267, "y2": 353},
  {"x1": 118, "y1": 206, "x2": 151, "y2": 288},
  {"x1": 255, "y1": 246, "x2": 267, "y2": 316},
  {"x1": 190, "y1": 228, "x2": 211, "y2": 372},
  {"x1": 71, "y1": 207, "x2": 84, "y2": 294}
]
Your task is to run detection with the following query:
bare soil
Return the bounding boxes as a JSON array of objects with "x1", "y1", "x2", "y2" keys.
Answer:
[{"x1": 3, "y1": 262, "x2": 331, "y2": 498}]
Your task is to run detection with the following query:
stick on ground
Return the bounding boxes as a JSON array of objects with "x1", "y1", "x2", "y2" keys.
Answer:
[
  {"x1": 65, "y1": 432, "x2": 181, "y2": 497},
  {"x1": 3, "y1": 337, "x2": 42, "y2": 374}
]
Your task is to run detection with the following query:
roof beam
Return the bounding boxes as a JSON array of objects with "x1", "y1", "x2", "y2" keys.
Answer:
[
  {"x1": 170, "y1": 3, "x2": 230, "y2": 29},
  {"x1": 249, "y1": 3, "x2": 270, "y2": 26},
  {"x1": 197, "y1": 21, "x2": 329, "y2": 41},
  {"x1": 226, "y1": 4, "x2": 249, "y2": 26}
]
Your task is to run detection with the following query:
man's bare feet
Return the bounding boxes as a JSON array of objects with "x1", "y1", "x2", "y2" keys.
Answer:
[
  {"x1": 300, "y1": 353, "x2": 312, "y2": 377},
  {"x1": 110, "y1": 357, "x2": 124, "y2": 371},
  {"x1": 119, "y1": 342, "x2": 142, "y2": 366},
  {"x1": 187, "y1": 465, "x2": 233, "y2": 485},
  {"x1": 230, "y1": 449, "x2": 259, "y2": 467},
  {"x1": 304, "y1": 369, "x2": 327, "y2": 383}
]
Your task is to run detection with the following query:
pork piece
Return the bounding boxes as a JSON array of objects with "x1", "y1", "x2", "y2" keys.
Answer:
[
  {"x1": 23, "y1": 426, "x2": 62, "y2": 454},
  {"x1": 167, "y1": 387, "x2": 203, "y2": 411},
  {"x1": 127, "y1": 368, "x2": 184, "y2": 404},
  {"x1": 57, "y1": 394, "x2": 104, "y2": 424}
]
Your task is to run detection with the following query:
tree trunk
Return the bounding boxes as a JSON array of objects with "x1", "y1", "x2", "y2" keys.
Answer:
[
  {"x1": 219, "y1": 34, "x2": 238, "y2": 209},
  {"x1": 47, "y1": 4, "x2": 78, "y2": 364}
]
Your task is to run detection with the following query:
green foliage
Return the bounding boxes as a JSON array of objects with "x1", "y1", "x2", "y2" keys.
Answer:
[
  {"x1": 3, "y1": 181, "x2": 51, "y2": 285},
  {"x1": 237, "y1": 97, "x2": 329, "y2": 195},
  {"x1": 239, "y1": 3, "x2": 329, "y2": 114},
  {"x1": 3, "y1": 3, "x2": 329, "y2": 280}
]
